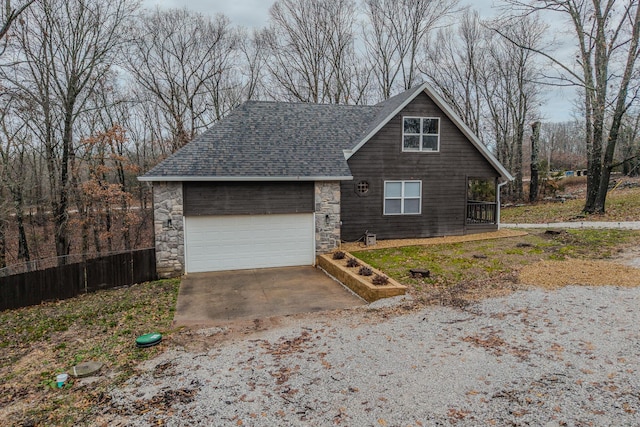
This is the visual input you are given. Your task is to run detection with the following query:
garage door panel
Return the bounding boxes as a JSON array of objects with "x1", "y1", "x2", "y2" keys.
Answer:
[{"x1": 185, "y1": 214, "x2": 315, "y2": 273}]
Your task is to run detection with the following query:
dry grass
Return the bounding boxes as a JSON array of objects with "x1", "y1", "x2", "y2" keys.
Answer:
[
  {"x1": 520, "y1": 260, "x2": 640, "y2": 288},
  {"x1": 502, "y1": 180, "x2": 640, "y2": 223},
  {"x1": 353, "y1": 229, "x2": 640, "y2": 307},
  {"x1": 0, "y1": 278, "x2": 180, "y2": 427}
]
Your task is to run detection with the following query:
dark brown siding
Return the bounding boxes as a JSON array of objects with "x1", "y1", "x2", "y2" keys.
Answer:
[
  {"x1": 184, "y1": 182, "x2": 314, "y2": 216},
  {"x1": 341, "y1": 92, "x2": 499, "y2": 241}
]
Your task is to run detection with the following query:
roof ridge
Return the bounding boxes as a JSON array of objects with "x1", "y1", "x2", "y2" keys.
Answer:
[{"x1": 243, "y1": 99, "x2": 379, "y2": 108}]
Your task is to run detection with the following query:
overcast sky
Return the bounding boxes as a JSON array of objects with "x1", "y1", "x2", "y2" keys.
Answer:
[
  {"x1": 141, "y1": 0, "x2": 576, "y2": 121},
  {"x1": 141, "y1": 0, "x2": 504, "y2": 29}
]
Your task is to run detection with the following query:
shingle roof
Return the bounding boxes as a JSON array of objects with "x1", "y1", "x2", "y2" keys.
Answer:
[
  {"x1": 141, "y1": 100, "x2": 380, "y2": 181},
  {"x1": 139, "y1": 84, "x2": 513, "y2": 182},
  {"x1": 352, "y1": 85, "x2": 426, "y2": 151}
]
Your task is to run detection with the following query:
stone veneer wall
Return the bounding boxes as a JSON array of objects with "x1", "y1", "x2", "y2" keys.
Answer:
[
  {"x1": 153, "y1": 182, "x2": 184, "y2": 278},
  {"x1": 315, "y1": 181, "x2": 341, "y2": 253}
]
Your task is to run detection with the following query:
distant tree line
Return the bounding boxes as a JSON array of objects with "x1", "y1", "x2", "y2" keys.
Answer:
[{"x1": 0, "y1": 0, "x2": 638, "y2": 267}]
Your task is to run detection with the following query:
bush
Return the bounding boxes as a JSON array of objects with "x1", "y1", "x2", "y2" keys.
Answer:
[
  {"x1": 358, "y1": 266, "x2": 373, "y2": 276},
  {"x1": 346, "y1": 257, "x2": 360, "y2": 268},
  {"x1": 372, "y1": 274, "x2": 389, "y2": 286},
  {"x1": 332, "y1": 251, "x2": 346, "y2": 260}
]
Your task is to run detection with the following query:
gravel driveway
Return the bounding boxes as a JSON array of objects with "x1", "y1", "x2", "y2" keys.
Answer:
[{"x1": 101, "y1": 285, "x2": 640, "y2": 426}]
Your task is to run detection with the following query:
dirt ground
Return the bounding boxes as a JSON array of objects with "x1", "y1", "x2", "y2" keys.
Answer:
[
  {"x1": 341, "y1": 229, "x2": 528, "y2": 252},
  {"x1": 520, "y1": 258, "x2": 640, "y2": 288}
]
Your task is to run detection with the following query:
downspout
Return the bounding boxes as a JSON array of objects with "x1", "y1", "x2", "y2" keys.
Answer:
[{"x1": 497, "y1": 180, "x2": 508, "y2": 227}]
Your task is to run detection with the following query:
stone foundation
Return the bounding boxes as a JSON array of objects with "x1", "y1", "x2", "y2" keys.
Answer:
[
  {"x1": 315, "y1": 181, "x2": 341, "y2": 253},
  {"x1": 153, "y1": 182, "x2": 184, "y2": 278}
]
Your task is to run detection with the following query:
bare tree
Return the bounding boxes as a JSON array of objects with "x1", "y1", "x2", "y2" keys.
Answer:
[
  {"x1": 618, "y1": 111, "x2": 640, "y2": 176},
  {"x1": 541, "y1": 120, "x2": 587, "y2": 170},
  {"x1": 0, "y1": 0, "x2": 35, "y2": 54},
  {"x1": 422, "y1": 10, "x2": 486, "y2": 136},
  {"x1": 264, "y1": 0, "x2": 364, "y2": 104},
  {"x1": 423, "y1": 10, "x2": 544, "y2": 200},
  {"x1": 486, "y1": 16, "x2": 544, "y2": 199},
  {"x1": 126, "y1": 8, "x2": 241, "y2": 151},
  {"x1": 530, "y1": 120, "x2": 541, "y2": 201},
  {"x1": 0, "y1": 94, "x2": 31, "y2": 263},
  {"x1": 364, "y1": 0, "x2": 460, "y2": 100},
  {"x1": 1, "y1": 0, "x2": 137, "y2": 260},
  {"x1": 501, "y1": 0, "x2": 640, "y2": 213},
  {"x1": 238, "y1": 28, "x2": 268, "y2": 102}
]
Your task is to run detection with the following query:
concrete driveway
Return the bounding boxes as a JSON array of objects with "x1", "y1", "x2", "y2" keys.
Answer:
[{"x1": 173, "y1": 266, "x2": 365, "y2": 326}]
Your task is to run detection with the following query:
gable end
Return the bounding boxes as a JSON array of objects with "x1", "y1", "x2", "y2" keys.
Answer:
[{"x1": 345, "y1": 83, "x2": 513, "y2": 182}]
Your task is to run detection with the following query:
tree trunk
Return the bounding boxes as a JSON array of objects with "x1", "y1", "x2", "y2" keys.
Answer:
[
  {"x1": 583, "y1": 94, "x2": 602, "y2": 213},
  {"x1": 0, "y1": 219, "x2": 5, "y2": 269},
  {"x1": 12, "y1": 188, "x2": 30, "y2": 262},
  {"x1": 529, "y1": 121, "x2": 541, "y2": 202},
  {"x1": 55, "y1": 93, "x2": 76, "y2": 263},
  {"x1": 0, "y1": 203, "x2": 5, "y2": 269},
  {"x1": 514, "y1": 122, "x2": 524, "y2": 200},
  {"x1": 92, "y1": 207, "x2": 102, "y2": 254},
  {"x1": 594, "y1": 104, "x2": 632, "y2": 212}
]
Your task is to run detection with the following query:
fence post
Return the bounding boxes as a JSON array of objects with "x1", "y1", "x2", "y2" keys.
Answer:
[
  {"x1": 130, "y1": 250, "x2": 134, "y2": 285},
  {"x1": 83, "y1": 260, "x2": 88, "y2": 294}
]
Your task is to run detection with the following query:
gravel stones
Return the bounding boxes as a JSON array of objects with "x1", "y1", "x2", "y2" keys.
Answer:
[{"x1": 104, "y1": 286, "x2": 640, "y2": 426}]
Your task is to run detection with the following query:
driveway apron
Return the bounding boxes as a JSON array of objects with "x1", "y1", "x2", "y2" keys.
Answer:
[{"x1": 173, "y1": 266, "x2": 365, "y2": 326}]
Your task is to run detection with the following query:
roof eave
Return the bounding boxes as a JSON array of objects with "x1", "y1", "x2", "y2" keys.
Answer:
[
  {"x1": 424, "y1": 86, "x2": 514, "y2": 182},
  {"x1": 138, "y1": 175, "x2": 354, "y2": 182}
]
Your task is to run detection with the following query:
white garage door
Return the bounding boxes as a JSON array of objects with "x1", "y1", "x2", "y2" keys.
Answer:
[{"x1": 184, "y1": 213, "x2": 315, "y2": 273}]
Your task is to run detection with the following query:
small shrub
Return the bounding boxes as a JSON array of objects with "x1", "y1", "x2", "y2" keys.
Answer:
[
  {"x1": 346, "y1": 257, "x2": 360, "y2": 268},
  {"x1": 372, "y1": 274, "x2": 389, "y2": 286},
  {"x1": 358, "y1": 266, "x2": 373, "y2": 276},
  {"x1": 332, "y1": 251, "x2": 346, "y2": 260}
]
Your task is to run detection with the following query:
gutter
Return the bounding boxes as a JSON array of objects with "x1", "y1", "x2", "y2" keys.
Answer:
[
  {"x1": 137, "y1": 175, "x2": 354, "y2": 182},
  {"x1": 497, "y1": 180, "x2": 509, "y2": 226}
]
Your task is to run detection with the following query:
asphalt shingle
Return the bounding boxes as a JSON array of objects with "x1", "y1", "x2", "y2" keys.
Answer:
[
  {"x1": 139, "y1": 84, "x2": 512, "y2": 182},
  {"x1": 141, "y1": 100, "x2": 382, "y2": 180}
]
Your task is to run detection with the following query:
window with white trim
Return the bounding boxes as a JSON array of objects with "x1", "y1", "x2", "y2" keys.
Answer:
[
  {"x1": 384, "y1": 181, "x2": 421, "y2": 215},
  {"x1": 403, "y1": 117, "x2": 440, "y2": 152}
]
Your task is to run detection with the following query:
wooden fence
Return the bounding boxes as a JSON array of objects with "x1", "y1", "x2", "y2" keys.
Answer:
[{"x1": 0, "y1": 248, "x2": 156, "y2": 311}]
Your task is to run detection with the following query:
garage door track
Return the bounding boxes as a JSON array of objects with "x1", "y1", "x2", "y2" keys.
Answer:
[{"x1": 173, "y1": 266, "x2": 365, "y2": 326}]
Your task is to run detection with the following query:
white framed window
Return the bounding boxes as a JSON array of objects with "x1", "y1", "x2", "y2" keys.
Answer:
[
  {"x1": 384, "y1": 180, "x2": 422, "y2": 215},
  {"x1": 403, "y1": 117, "x2": 440, "y2": 152}
]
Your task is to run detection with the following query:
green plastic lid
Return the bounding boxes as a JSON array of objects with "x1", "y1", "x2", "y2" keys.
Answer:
[{"x1": 136, "y1": 332, "x2": 162, "y2": 348}]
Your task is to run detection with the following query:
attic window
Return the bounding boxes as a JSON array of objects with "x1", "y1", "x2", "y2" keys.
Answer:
[
  {"x1": 355, "y1": 181, "x2": 369, "y2": 196},
  {"x1": 403, "y1": 117, "x2": 440, "y2": 152}
]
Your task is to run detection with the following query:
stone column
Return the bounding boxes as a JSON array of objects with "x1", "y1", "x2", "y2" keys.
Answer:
[
  {"x1": 153, "y1": 182, "x2": 184, "y2": 278},
  {"x1": 315, "y1": 181, "x2": 341, "y2": 253}
]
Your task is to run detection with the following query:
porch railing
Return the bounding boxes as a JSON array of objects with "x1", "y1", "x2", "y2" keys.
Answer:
[{"x1": 466, "y1": 201, "x2": 497, "y2": 224}]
